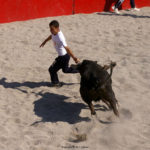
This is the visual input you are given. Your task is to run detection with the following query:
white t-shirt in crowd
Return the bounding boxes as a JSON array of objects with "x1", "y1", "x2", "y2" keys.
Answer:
[{"x1": 52, "y1": 31, "x2": 67, "y2": 56}]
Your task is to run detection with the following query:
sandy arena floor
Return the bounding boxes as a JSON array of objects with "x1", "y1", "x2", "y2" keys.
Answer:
[{"x1": 0, "y1": 7, "x2": 150, "y2": 150}]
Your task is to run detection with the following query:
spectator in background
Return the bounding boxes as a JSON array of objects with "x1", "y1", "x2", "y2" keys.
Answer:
[{"x1": 112, "y1": 0, "x2": 140, "y2": 14}]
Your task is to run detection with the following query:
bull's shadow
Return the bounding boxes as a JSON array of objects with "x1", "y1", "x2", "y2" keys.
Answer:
[{"x1": 32, "y1": 92, "x2": 90, "y2": 124}]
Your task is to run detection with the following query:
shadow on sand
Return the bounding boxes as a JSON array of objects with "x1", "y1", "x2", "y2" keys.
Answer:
[
  {"x1": 0, "y1": 77, "x2": 112, "y2": 124},
  {"x1": 32, "y1": 92, "x2": 112, "y2": 125},
  {"x1": 97, "y1": 12, "x2": 150, "y2": 19},
  {"x1": 0, "y1": 77, "x2": 77, "y2": 93},
  {"x1": 32, "y1": 92, "x2": 91, "y2": 124}
]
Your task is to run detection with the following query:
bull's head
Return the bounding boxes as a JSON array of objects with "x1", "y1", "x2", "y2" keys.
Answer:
[
  {"x1": 71, "y1": 60, "x2": 98, "y2": 75},
  {"x1": 71, "y1": 60, "x2": 116, "y2": 76}
]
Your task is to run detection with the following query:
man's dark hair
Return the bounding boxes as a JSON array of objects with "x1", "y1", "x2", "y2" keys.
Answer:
[{"x1": 49, "y1": 20, "x2": 59, "y2": 28}]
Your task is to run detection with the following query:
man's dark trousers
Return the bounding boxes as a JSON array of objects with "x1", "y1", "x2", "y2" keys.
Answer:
[{"x1": 49, "y1": 54, "x2": 78, "y2": 84}]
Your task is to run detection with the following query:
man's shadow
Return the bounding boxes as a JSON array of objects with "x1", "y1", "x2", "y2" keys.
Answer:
[
  {"x1": 0, "y1": 77, "x2": 77, "y2": 93},
  {"x1": 32, "y1": 92, "x2": 90, "y2": 124}
]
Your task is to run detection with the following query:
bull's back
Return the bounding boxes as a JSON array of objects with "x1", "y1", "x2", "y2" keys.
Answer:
[{"x1": 79, "y1": 62, "x2": 112, "y2": 102}]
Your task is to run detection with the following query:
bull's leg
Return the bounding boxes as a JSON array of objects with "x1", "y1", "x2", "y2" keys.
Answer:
[
  {"x1": 102, "y1": 99, "x2": 112, "y2": 109},
  {"x1": 104, "y1": 86, "x2": 119, "y2": 117},
  {"x1": 88, "y1": 102, "x2": 96, "y2": 115},
  {"x1": 103, "y1": 95, "x2": 119, "y2": 116},
  {"x1": 102, "y1": 98, "x2": 119, "y2": 110},
  {"x1": 108, "y1": 98, "x2": 119, "y2": 117},
  {"x1": 110, "y1": 90, "x2": 120, "y2": 109},
  {"x1": 116, "y1": 99, "x2": 119, "y2": 108}
]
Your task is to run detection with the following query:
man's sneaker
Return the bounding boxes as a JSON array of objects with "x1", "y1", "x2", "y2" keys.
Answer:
[
  {"x1": 112, "y1": 6, "x2": 120, "y2": 14},
  {"x1": 115, "y1": 8, "x2": 120, "y2": 14},
  {"x1": 132, "y1": 7, "x2": 140, "y2": 11},
  {"x1": 112, "y1": 6, "x2": 115, "y2": 10}
]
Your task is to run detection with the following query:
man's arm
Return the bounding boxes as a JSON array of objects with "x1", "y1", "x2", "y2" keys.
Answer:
[
  {"x1": 64, "y1": 46, "x2": 80, "y2": 64},
  {"x1": 40, "y1": 35, "x2": 52, "y2": 48}
]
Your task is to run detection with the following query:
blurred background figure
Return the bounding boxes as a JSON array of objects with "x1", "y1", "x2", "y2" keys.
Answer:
[{"x1": 112, "y1": 0, "x2": 140, "y2": 14}]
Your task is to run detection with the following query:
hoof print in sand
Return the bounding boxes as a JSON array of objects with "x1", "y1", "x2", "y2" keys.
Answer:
[
  {"x1": 120, "y1": 108, "x2": 132, "y2": 119},
  {"x1": 69, "y1": 133, "x2": 87, "y2": 143}
]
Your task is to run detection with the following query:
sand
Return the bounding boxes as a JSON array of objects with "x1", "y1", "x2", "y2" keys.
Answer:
[{"x1": 0, "y1": 7, "x2": 150, "y2": 150}]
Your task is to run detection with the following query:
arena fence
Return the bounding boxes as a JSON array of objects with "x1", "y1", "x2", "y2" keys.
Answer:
[{"x1": 0, "y1": 0, "x2": 149, "y2": 23}]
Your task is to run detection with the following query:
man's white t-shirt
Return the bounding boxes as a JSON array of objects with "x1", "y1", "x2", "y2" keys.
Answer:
[{"x1": 52, "y1": 31, "x2": 67, "y2": 56}]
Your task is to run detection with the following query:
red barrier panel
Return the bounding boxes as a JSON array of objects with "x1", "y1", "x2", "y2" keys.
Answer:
[
  {"x1": 0, "y1": 0, "x2": 150, "y2": 23},
  {"x1": 74, "y1": 0, "x2": 103, "y2": 14},
  {"x1": 74, "y1": 0, "x2": 150, "y2": 14},
  {"x1": 0, "y1": 0, "x2": 72, "y2": 23}
]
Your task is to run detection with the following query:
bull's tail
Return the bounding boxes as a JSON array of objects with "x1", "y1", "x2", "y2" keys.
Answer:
[{"x1": 101, "y1": 61, "x2": 116, "y2": 88}]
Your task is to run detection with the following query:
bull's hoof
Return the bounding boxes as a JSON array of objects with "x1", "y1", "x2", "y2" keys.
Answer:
[{"x1": 91, "y1": 111, "x2": 96, "y2": 115}]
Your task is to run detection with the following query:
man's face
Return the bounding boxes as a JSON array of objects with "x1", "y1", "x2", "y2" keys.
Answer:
[{"x1": 50, "y1": 26, "x2": 59, "y2": 35}]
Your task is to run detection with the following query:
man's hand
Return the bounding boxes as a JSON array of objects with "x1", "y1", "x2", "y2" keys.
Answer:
[
  {"x1": 40, "y1": 41, "x2": 46, "y2": 48},
  {"x1": 73, "y1": 57, "x2": 80, "y2": 64}
]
